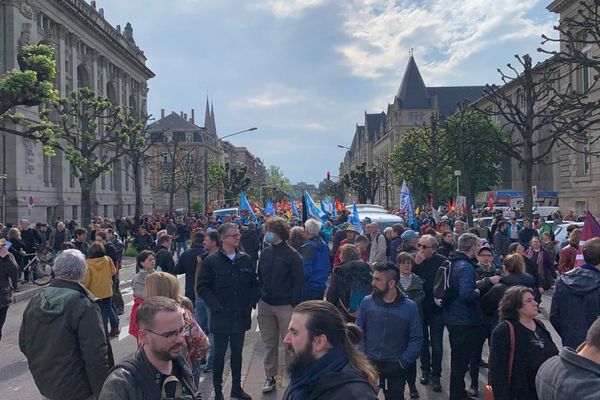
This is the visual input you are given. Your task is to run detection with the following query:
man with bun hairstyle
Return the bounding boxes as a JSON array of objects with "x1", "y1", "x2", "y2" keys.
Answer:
[{"x1": 282, "y1": 300, "x2": 378, "y2": 400}]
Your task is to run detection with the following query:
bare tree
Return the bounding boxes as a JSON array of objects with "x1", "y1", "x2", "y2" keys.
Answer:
[
  {"x1": 179, "y1": 152, "x2": 204, "y2": 213},
  {"x1": 540, "y1": 0, "x2": 600, "y2": 81},
  {"x1": 476, "y1": 54, "x2": 600, "y2": 219}
]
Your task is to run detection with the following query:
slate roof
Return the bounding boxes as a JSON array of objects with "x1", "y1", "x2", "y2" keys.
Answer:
[
  {"x1": 350, "y1": 125, "x2": 365, "y2": 152},
  {"x1": 148, "y1": 112, "x2": 200, "y2": 131},
  {"x1": 396, "y1": 56, "x2": 431, "y2": 109},
  {"x1": 427, "y1": 86, "x2": 486, "y2": 117},
  {"x1": 365, "y1": 112, "x2": 387, "y2": 141}
]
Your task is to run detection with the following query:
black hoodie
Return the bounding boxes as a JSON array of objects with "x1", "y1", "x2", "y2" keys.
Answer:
[{"x1": 175, "y1": 243, "x2": 208, "y2": 303}]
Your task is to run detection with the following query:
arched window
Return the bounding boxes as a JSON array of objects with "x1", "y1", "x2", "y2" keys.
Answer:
[{"x1": 106, "y1": 82, "x2": 118, "y2": 105}]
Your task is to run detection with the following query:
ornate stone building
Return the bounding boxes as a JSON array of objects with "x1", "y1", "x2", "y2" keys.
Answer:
[
  {"x1": 0, "y1": 0, "x2": 154, "y2": 223},
  {"x1": 339, "y1": 56, "x2": 485, "y2": 209}
]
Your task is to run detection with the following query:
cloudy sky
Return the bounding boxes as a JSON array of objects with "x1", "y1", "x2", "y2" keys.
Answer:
[{"x1": 96, "y1": 0, "x2": 558, "y2": 185}]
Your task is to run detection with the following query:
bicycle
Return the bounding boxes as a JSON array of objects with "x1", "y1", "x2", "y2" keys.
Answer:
[{"x1": 20, "y1": 249, "x2": 53, "y2": 286}]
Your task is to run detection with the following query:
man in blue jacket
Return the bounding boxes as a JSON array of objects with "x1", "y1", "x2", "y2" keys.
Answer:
[
  {"x1": 356, "y1": 262, "x2": 423, "y2": 400},
  {"x1": 299, "y1": 219, "x2": 331, "y2": 301},
  {"x1": 443, "y1": 232, "x2": 481, "y2": 400}
]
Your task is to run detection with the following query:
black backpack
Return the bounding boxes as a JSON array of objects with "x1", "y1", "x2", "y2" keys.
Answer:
[{"x1": 433, "y1": 259, "x2": 457, "y2": 306}]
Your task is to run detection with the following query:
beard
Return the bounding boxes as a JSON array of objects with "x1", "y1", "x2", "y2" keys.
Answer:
[
  {"x1": 372, "y1": 285, "x2": 390, "y2": 300},
  {"x1": 153, "y1": 342, "x2": 183, "y2": 361},
  {"x1": 285, "y1": 341, "x2": 316, "y2": 377}
]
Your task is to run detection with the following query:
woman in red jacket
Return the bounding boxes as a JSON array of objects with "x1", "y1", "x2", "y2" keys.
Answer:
[{"x1": 557, "y1": 228, "x2": 581, "y2": 275}]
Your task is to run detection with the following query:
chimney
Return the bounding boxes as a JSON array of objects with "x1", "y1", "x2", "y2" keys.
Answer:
[
  {"x1": 99, "y1": 8, "x2": 104, "y2": 17},
  {"x1": 91, "y1": 1, "x2": 96, "y2": 9},
  {"x1": 161, "y1": 108, "x2": 165, "y2": 119},
  {"x1": 191, "y1": 109, "x2": 195, "y2": 124},
  {"x1": 184, "y1": 113, "x2": 188, "y2": 121},
  {"x1": 180, "y1": 111, "x2": 184, "y2": 118},
  {"x1": 116, "y1": 25, "x2": 121, "y2": 33}
]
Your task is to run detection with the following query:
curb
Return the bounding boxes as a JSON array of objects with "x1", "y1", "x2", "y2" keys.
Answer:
[{"x1": 12, "y1": 261, "x2": 138, "y2": 304}]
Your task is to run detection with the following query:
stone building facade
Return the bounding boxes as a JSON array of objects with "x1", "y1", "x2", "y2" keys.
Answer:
[
  {"x1": 148, "y1": 100, "x2": 265, "y2": 212},
  {"x1": 339, "y1": 56, "x2": 484, "y2": 209},
  {"x1": 0, "y1": 0, "x2": 154, "y2": 223}
]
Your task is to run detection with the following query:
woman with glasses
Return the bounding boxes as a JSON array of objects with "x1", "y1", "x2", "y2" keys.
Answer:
[
  {"x1": 396, "y1": 252, "x2": 425, "y2": 399},
  {"x1": 488, "y1": 286, "x2": 558, "y2": 400}
]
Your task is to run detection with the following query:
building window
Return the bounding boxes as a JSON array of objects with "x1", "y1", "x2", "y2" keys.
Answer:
[
  {"x1": 72, "y1": 205, "x2": 78, "y2": 220},
  {"x1": 577, "y1": 133, "x2": 591, "y2": 176},
  {"x1": 128, "y1": 204, "x2": 132, "y2": 216},
  {"x1": 103, "y1": 205, "x2": 108, "y2": 217},
  {"x1": 580, "y1": 33, "x2": 594, "y2": 93},
  {"x1": 43, "y1": 153, "x2": 51, "y2": 186},
  {"x1": 101, "y1": 171, "x2": 106, "y2": 190},
  {"x1": 46, "y1": 207, "x2": 53, "y2": 223},
  {"x1": 125, "y1": 161, "x2": 130, "y2": 191}
]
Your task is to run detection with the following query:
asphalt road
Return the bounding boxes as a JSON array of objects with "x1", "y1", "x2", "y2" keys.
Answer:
[{"x1": 0, "y1": 258, "x2": 563, "y2": 400}]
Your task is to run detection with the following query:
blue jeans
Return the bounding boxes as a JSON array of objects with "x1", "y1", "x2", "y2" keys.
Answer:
[
  {"x1": 195, "y1": 298, "x2": 213, "y2": 368},
  {"x1": 98, "y1": 297, "x2": 119, "y2": 330},
  {"x1": 420, "y1": 311, "x2": 444, "y2": 378},
  {"x1": 175, "y1": 241, "x2": 187, "y2": 257}
]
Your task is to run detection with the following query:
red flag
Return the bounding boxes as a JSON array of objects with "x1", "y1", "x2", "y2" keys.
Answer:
[
  {"x1": 575, "y1": 211, "x2": 600, "y2": 266},
  {"x1": 488, "y1": 192, "x2": 495, "y2": 212},
  {"x1": 335, "y1": 199, "x2": 345, "y2": 213}
]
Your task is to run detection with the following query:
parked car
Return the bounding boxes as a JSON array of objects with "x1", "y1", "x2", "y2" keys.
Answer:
[
  {"x1": 212, "y1": 207, "x2": 240, "y2": 218},
  {"x1": 357, "y1": 211, "x2": 404, "y2": 231},
  {"x1": 553, "y1": 222, "x2": 584, "y2": 254},
  {"x1": 344, "y1": 204, "x2": 388, "y2": 214}
]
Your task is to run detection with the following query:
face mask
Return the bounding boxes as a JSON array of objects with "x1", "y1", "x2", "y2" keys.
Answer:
[{"x1": 265, "y1": 231, "x2": 276, "y2": 244}]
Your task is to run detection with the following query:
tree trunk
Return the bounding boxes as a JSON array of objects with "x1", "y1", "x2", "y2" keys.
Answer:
[
  {"x1": 80, "y1": 179, "x2": 93, "y2": 230},
  {"x1": 133, "y1": 160, "x2": 142, "y2": 227},
  {"x1": 169, "y1": 190, "x2": 175, "y2": 217},
  {"x1": 186, "y1": 188, "x2": 191, "y2": 213},
  {"x1": 431, "y1": 167, "x2": 438, "y2": 208},
  {"x1": 522, "y1": 159, "x2": 534, "y2": 221}
]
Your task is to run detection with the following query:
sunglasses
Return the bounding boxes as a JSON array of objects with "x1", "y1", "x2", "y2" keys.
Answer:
[{"x1": 417, "y1": 243, "x2": 431, "y2": 249}]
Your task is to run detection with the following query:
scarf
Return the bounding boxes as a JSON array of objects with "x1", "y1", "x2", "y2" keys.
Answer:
[
  {"x1": 525, "y1": 247, "x2": 546, "y2": 278},
  {"x1": 286, "y1": 346, "x2": 348, "y2": 400}
]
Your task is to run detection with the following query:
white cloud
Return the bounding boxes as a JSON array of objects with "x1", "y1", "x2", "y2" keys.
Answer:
[
  {"x1": 303, "y1": 122, "x2": 328, "y2": 130},
  {"x1": 230, "y1": 86, "x2": 306, "y2": 109},
  {"x1": 255, "y1": 0, "x2": 328, "y2": 18},
  {"x1": 336, "y1": 0, "x2": 556, "y2": 84}
]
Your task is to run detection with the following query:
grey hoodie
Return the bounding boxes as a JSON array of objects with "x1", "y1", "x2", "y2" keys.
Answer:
[{"x1": 536, "y1": 347, "x2": 600, "y2": 400}]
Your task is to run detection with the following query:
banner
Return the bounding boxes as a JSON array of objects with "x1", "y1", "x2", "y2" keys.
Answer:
[
  {"x1": 264, "y1": 199, "x2": 276, "y2": 216},
  {"x1": 400, "y1": 180, "x2": 414, "y2": 226},
  {"x1": 575, "y1": 211, "x2": 600, "y2": 267},
  {"x1": 304, "y1": 191, "x2": 326, "y2": 219},
  {"x1": 351, "y1": 202, "x2": 364, "y2": 234}
]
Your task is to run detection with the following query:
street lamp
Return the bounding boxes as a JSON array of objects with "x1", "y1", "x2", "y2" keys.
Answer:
[
  {"x1": 204, "y1": 127, "x2": 259, "y2": 215},
  {"x1": 454, "y1": 170, "x2": 462, "y2": 203},
  {"x1": 337, "y1": 145, "x2": 351, "y2": 150}
]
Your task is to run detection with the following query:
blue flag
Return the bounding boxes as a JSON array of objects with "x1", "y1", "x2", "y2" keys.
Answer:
[
  {"x1": 291, "y1": 199, "x2": 300, "y2": 217},
  {"x1": 264, "y1": 199, "x2": 276, "y2": 216},
  {"x1": 400, "y1": 180, "x2": 414, "y2": 227},
  {"x1": 351, "y1": 202, "x2": 364, "y2": 234},
  {"x1": 239, "y1": 191, "x2": 256, "y2": 221},
  {"x1": 304, "y1": 191, "x2": 325, "y2": 219}
]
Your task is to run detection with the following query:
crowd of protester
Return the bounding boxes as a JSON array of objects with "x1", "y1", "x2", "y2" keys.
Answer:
[{"x1": 0, "y1": 205, "x2": 599, "y2": 400}]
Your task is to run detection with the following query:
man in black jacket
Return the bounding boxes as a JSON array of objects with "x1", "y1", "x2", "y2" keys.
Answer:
[
  {"x1": 413, "y1": 234, "x2": 446, "y2": 392},
  {"x1": 133, "y1": 226, "x2": 154, "y2": 255},
  {"x1": 175, "y1": 232, "x2": 207, "y2": 303},
  {"x1": 197, "y1": 223, "x2": 259, "y2": 400},
  {"x1": 257, "y1": 217, "x2": 304, "y2": 393},
  {"x1": 99, "y1": 296, "x2": 199, "y2": 400},
  {"x1": 155, "y1": 235, "x2": 175, "y2": 275}
]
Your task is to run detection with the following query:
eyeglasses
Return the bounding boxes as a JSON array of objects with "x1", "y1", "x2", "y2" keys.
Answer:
[
  {"x1": 225, "y1": 232, "x2": 241, "y2": 238},
  {"x1": 417, "y1": 243, "x2": 431, "y2": 249},
  {"x1": 144, "y1": 325, "x2": 185, "y2": 339}
]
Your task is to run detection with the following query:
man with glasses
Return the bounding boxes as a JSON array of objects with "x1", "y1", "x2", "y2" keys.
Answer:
[
  {"x1": 198, "y1": 222, "x2": 260, "y2": 400},
  {"x1": 414, "y1": 234, "x2": 447, "y2": 392},
  {"x1": 100, "y1": 296, "x2": 200, "y2": 399}
]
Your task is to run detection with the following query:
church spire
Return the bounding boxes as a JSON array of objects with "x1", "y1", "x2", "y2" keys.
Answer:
[
  {"x1": 204, "y1": 96, "x2": 213, "y2": 135},
  {"x1": 210, "y1": 102, "x2": 216, "y2": 137},
  {"x1": 396, "y1": 55, "x2": 430, "y2": 109}
]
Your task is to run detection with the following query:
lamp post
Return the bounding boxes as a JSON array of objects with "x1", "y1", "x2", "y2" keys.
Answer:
[
  {"x1": 337, "y1": 145, "x2": 351, "y2": 150},
  {"x1": 204, "y1": 127, "x2": 258, "y2": 215},
  {"x1": 454, "y1": 170, "x2": 462, "y2": 203}
]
